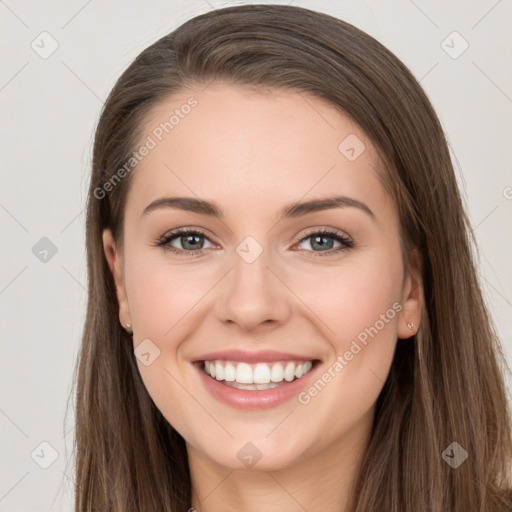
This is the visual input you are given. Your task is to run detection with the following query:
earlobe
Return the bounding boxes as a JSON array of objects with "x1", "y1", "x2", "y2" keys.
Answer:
[
  {"x1": 397, "y1": 248, "x2": 423, "y2": 339},
  {"x1": 102, "y1": 229, "x2": 132, "y2": 331}
]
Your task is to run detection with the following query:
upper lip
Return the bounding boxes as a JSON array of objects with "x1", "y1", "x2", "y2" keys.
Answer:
[{"x1": 193, "y1": 349, "x2": 318, "y2": 364}]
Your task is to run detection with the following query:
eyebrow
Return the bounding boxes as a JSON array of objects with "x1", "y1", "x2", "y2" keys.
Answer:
[{"x1": 142, "y1": 195, "x2": 375, "y2": 221}]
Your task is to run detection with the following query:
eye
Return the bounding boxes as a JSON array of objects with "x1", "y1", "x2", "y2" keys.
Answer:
[
  {"x1": 156, "y1": 228, "x2": 216, "y2": 255},
  {"x1": 295, "y1": 229, "x2": 354, "y2": 257},
  {"x1": 155, "y1": 227, "x2": 355, "y2": 258}
]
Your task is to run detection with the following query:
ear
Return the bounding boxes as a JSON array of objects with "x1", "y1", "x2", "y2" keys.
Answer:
[
  {"x1": 102, "y1": 229, "x2": 131, "y2": 331},
  {"x1": 397, "y1": 247, "x2": 423, "y2": 339}
]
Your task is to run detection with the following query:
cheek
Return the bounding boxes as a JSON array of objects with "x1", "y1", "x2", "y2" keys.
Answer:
[
  {"x1": 288, "y1": 258, "x2": 403, "y2": 442},
  {"x1": 289, "y1": 255, "x2": 403, "y2": 350},
  {"x1": 123, "y1": 256, "x2": 217, "y2": 418},
  {"x1": 123, "y1": 256, "x2": 208, "y2": 436},
  {"x1": 287, "y1": 253, "x2": 403, "y2": 424},
  {"x1": 125, "y1": 255, "x2": 213, "y2": 339}
]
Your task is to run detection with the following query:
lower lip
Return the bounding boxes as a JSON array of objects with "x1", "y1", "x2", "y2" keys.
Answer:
[{"x1": 195, "y1": 362, "x2": 320, "y2": 410}]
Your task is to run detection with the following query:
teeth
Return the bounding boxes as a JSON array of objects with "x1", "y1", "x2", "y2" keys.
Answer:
[
  {"x1": 224, "y1": 362, "x2": 236, "y2": 382},
  {"x1": 284, "y1": 362, "x2": 295, "y2": 382},
  {"x1": 215, "y1": 361, "x2": 224, "y2": 381},
  {"x1": 236, "y1": 362, "x2": 253, "y2": 384},
  {"x1": 224, "y1": 381, "x2": 281, "y2": 390},
  {"x1": 253, "y1": 363, "x2": 271, "y2": 384},
  {"x1": 203, "y1": 359, "x2": 314, "y2": 385},
  {"x1": 270, "y1": 363, "x2": 284, "y2": 382}
]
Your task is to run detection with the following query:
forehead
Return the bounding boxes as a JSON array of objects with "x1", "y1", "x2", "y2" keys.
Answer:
[{"x1": 128, "y1": 84, "x2": 390, "y2": 221}]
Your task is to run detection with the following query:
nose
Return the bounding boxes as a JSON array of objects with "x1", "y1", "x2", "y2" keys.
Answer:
[{"x1": 215, "y1": 247, "x2": 292, "y2": 333}]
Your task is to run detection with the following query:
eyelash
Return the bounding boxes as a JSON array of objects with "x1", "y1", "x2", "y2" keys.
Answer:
[{"x1": 156, "y1": 227, "x2": 355, "y2": 258}]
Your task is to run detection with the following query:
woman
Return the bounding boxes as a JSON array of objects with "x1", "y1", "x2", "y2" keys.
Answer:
[{"x1": 71, "y1": 4, "x2": 512, "y2": 511}]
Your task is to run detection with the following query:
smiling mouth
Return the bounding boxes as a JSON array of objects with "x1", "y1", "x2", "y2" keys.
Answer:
[{"x1": 200, "y1": 359, "x2": 318, "y2": 390}]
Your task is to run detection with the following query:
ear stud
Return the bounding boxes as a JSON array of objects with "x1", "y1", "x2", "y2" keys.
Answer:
[
  {"x1": 124, "y1": 323, "x2": 133, "y2": 336},
  {"x1": 407, "y1": 322, "x2": 415, "y2": 330}
]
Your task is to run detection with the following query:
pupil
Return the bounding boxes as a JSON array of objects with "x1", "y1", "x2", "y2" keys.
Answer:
[
  {"x1": 312, "y1": 235, "x2": 333, "y2": 251},
  {"x1": 182, "y1": 234, "x2": 203, "y2": 250}
]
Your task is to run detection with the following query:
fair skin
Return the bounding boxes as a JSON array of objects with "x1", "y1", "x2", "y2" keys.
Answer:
[{"x1": 103, "y1": 84, "x2": 423, "y2": 512}]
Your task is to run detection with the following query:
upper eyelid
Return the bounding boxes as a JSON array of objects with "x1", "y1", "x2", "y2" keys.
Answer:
[
  {"x1": 295, "y1": 227, "x2": 351, "y2": 242},
  {"x1": 160, "y1": 228, "x2": 217, "y2": 247}
]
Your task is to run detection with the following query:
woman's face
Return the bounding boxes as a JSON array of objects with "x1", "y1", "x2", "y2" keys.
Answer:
[{"x1": 103, "y1": 84, "x2": 422, "y2": 471}]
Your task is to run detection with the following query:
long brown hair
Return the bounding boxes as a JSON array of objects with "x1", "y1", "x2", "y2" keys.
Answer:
[{"x1": 70, "y1": 4, "x2": 512, "y2": 510}]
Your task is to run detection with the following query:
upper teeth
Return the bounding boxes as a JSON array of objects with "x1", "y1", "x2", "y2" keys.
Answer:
[{"x1": 204, "y1": 360, "x2": 313, "y2": 384}]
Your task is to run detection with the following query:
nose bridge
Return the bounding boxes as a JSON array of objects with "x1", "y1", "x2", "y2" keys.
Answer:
[
  {"x1": 232, "y1": 241, "x2": 271, "y2": 292},
  {"x1": 215, "y1": 235, "x2": 291, "y2": 331}
]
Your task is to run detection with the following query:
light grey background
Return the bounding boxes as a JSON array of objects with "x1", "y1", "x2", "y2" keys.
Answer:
[{"x1": 1, "y1": 0, "x2": 511, "y2": 510}]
